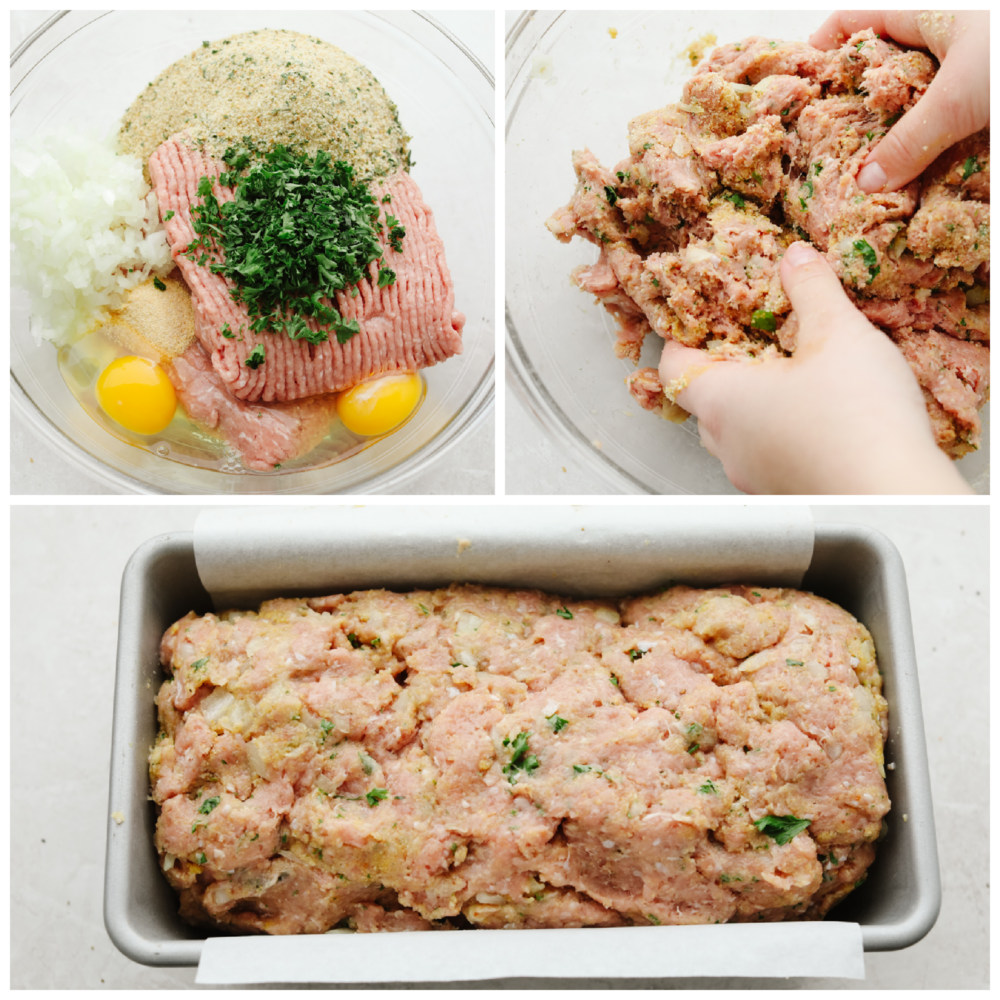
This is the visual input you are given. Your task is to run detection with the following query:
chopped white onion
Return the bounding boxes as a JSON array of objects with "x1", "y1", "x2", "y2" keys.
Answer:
[
  {"x1": 455, "y1": 612, "x2": 482, "y2": 634},
  {"x1": 200, "y1": 688, "x2": 235, "y2": 723},
  {"x1": 685, "y1": 247, "x2": 717, "y2": 265}
]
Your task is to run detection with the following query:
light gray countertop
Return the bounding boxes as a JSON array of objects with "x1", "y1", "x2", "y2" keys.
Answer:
[
  {"x1": 10, "y1": 504, "x2": 987, "y2": 988},
  {"x1": 10, "y1": 11, "x2": 495, "y2": 496}
]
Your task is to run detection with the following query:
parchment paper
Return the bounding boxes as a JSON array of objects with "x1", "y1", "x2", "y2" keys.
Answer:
[
  {"x1": 196, "y1": 923, "x2": 865, "y2": 984},
  {"x1": 192, "y1": 506, "x2": 863, "y2": 983},
  {"x1": 194, "y1": 505, "x2": 815, "y2": 609}
]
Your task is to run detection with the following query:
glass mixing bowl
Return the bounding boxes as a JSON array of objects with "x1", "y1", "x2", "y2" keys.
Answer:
[
  {"x1": 505, "y1": 10, "x2": 988, "y2": 495},
  {"x1": 12, "y1": 10, "x2": 494, "y2": 494}
]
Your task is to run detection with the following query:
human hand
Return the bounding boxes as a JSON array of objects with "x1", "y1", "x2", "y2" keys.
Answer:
[
  {"x1": 657, "y1": 242, "x2": 974, "y2": 495},
  {"x1": 809, "y1": 10, "x2": 989, "y2": 194}
]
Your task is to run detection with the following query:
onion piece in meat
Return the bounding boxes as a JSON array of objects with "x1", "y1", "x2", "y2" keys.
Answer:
[
  {"x1": 685, "y1": 247, "x2": 717, "y2": 265},
  {"x1": 200, "y1": 688, "x2": 235, "y2": 723},
  {"x1": 456, "y1": 611, "x2": 483, "y2": 634}
]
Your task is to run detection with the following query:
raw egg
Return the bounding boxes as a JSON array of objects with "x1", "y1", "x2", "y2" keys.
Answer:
[
  {"x1": 336, "y1": 372, "x2": 422, "y2": 436},
  {"x1": 95, "y1": 355, "x2": 177, "y2": 435}
]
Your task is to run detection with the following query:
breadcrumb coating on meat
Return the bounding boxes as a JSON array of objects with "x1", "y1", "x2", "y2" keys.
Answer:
[{"x1": 548, "y1": 28, "x2": 989, "y2": 458}]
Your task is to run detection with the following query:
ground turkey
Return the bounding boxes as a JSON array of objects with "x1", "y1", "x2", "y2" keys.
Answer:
[
  {"x1": 151, "y1": 584, "x2": 890, "y2": 934},
  {"x1": 547, "y1": 28, "x2": 989, "y2": 459}
]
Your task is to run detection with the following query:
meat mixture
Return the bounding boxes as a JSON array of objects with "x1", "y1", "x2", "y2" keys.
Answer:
[
  {"x1": 151, "y1": 584, "x2": 890, "y2": 934},
  {"x1": 547, "y1": 30, "x2": 989, "y2": 458}
]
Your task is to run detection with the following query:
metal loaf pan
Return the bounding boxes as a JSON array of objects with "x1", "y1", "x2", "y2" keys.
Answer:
[{"x1": 105, "y1": 524, "x2": 941, "y2": 968}]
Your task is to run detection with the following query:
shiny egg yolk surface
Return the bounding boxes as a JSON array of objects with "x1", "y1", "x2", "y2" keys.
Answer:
[
  {"x1": 336, "y1": 372, "x2": 422, "y2": 436},
  {"x1": 96, "y1": 355, "x2": 177, "y2": 435}
]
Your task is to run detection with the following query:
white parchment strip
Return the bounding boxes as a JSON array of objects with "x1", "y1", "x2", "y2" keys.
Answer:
[
  {"x1": 196, "y1": 922, "x2": 864, "y2": 984},
  {"x1": 194, "y1": 505, "x2": 814, "y2": 609}
]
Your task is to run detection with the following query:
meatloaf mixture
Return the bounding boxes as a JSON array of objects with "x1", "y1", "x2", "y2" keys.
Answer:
[
  {"x1": 151, "y1": 584, "x2": 890, "y2": 934},
  {"x1": 547, "y1": 29, "x2": 989, "y2": 458}
]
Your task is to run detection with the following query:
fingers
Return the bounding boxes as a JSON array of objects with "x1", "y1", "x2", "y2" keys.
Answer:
[
  {"x1": 858, "y1": 55, "x2": 990, "y2": 192},
  {"x1": 658, "y1": 339, "x2": 726, "y2": 416},
  {"x1": 778, "y1": 243, "x2": 861, "y2": 349},
  {"x1": 809, "y1": 10, "x2": 925, "y2": 50}
]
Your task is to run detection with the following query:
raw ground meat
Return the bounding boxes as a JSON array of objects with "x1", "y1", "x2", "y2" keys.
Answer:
[
  {"x1": 547, "y1": 29, "x2": 989, "y2": 459},
  {"x1": 166, "y1": 344, "x2": 340, "y2": 472},
  {"x1": 151, "y1": 584, "x2": 890, "y2": 934},
  {"x1": 149, "y1": 136, "x2": 465, "y2": 405}
]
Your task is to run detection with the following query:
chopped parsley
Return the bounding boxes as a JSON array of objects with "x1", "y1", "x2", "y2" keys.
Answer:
[
  {"x1": 813, "y1": 162, "x2": 823, "y2": 176},
  {"x1": 245, "y1": 344, "x2": 266, "y2": 369},
  {"x1": 185, "y1": 145, "x2": 400, "y2": 347},
  {"x1": 196, "y1": 851, "x2": 208, "y2": 865},
  {"x1": 853, "y1": 238, "x2": 880, "y2": 284},
  {"x1": 555, "y1": 606, "x2": 574, "y2": 620},
  {"x1": 643, "y1": 142, "x2": 653, "y2": 150},
  {"x1": 786, "y1": 658, "x2": 804, "y2": 666},
  {"x1": 646, "y1": 914, "x2": 662, "y2": 925},
  {"x1": 319, "y1": 719, "x2": 334, "y2": 742},
  {"x1": 220, "y1": 323, "x2": 235, "y2": 339},
  {"x1": 883, "y1": 111, "x2": 903, "y2": 128},
  {"x1": 721, "y1": 190, "x2": 745, "y2": 210},
  {"x1": 190, "y1": 657, "x2": 208, "y2": 672},
  {"x1": 573, "y1": 764, "x2": 592, "y2": 774},
  {"x1": 164, "y1": 209, "x2": 175, "y2": 221},
  {"x1": 719, "y1": 873, "x2": 743, "y2": 883},
  {"x1": 698, "y1": 779, "x2": 719, "y2": 795},
  {"x1": 604, "y1": 185, "x2": 618, "y2": 207},
  {"x1": 750, "y1": 310, "x2": 776, "y2": 333},
  {"x1": 616, "y1": 171, "x2": 626, "y2": 182},
  {"x1": 151, "y1": 276, "x2": 167, "y2": 291},
  {"x1": 547, "y1": 714, "x2": 569, "y2": 733},
  {"x1": 365, "y1": 788, "x2": 388, "y2": 807},
  {"x1": 502, "y1": 731, "x2": 539, "y2": 783},
  {"x1": 346, "y1": 632, "x2": 362, "y2": 649},
  {"x1": 610, "y1": 674, "x2": 620, "y2": 687},
  {"x1": 628, "y1": 648, "x2": 645, "y2": 661},
  {"x1": 753, "y1": 814, "x2": 811, "y2": 845},
  {"x1": 962, "y1": 156, "x2": 982, "y2": 181},
  {"x1": 198, "y1": 796, "x2": 220, "y2": 815}
]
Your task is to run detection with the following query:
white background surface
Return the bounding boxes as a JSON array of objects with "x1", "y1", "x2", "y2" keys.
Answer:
[
  {"x1": 9, "y1": 504, "x2": 988, "y2": 989},
  {"x1": 10, "y1": 10, "x2": 496, "y2": 496}
]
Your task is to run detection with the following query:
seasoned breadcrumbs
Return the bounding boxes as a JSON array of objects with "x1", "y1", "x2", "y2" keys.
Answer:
[{"x1": 118, "y1": 28, "x2": 410, "y2": 182}]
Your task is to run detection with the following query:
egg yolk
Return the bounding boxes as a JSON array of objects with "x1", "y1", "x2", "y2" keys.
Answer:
[
  {"x1": 96, "y1": 356, "x2": 177, "y2": 435},
  {"x1": 336, "y1": 372, "x2": 422, "y2": 436}
]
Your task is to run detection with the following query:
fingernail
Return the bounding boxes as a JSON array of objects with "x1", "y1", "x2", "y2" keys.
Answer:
[
  {"x1": 784, "y1": 241, "x2": 819, "y2": 267},
  {"x1": 857, "y1": 161, "x2": 887, "y2": 193}
]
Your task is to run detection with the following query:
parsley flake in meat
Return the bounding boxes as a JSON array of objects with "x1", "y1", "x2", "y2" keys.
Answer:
[{"x1": 753, "y1": 814, "x2": 812, "y2": 845}]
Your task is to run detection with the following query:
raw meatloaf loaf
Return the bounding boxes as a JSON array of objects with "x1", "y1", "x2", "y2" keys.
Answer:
[{"x1": 151, "y1": 584, "x2": 890, "y2": 934}]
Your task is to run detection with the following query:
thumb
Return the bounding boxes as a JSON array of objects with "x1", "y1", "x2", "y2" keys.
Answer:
[
  {"x1": 779, "y1": 242, "x2": 860, "y2": 349},
  {"x1": 857, "y1": 58, "x2": 989, "y2": 193}
]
